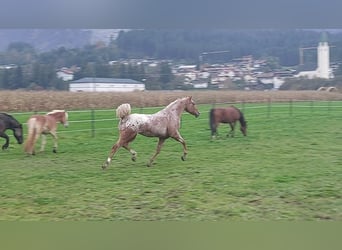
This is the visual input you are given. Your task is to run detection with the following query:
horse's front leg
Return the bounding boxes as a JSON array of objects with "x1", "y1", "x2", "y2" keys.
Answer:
[
  {"x1": 228, "y1": 122, "x2": 235, "y2": 137},
  {"x1": 148, "y1": 138, "x2": 165, "y2": 167},
  {"x1": 49, "y1": 132, "x2": 58, "y2": 153},
  {"x1": 0, "y1": 133, "x2": 9, "y2": 150},
  {"x1": 172, "y1": 135, "x2": 187, "y2": 161}
]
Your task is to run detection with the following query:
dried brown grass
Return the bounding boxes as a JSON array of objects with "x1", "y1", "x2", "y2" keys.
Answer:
[{"x1": 1, "y1": 90, "x2": 342, "y2": 112}]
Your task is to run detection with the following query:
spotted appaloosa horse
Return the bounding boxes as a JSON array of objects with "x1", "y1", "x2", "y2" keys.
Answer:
[
  {"x1": 209, "y1": 105, "x2": 247, "y2": 139},
  {"x1": 102, "y1": 96, "x2": 200, "y2": 169},
  {"x1": 24, "y1": 110, "x2": 69, "y2": 155},
  {"x1": 0, "y1": 113, "x2": 24, "y2": 150}
]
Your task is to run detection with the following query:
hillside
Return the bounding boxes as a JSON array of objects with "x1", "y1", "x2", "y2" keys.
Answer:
[{"x1": 0, "y1": 29, "x2": 122, "y2": 52}]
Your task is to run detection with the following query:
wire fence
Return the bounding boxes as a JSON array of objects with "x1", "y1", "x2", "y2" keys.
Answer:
[{"x1": 7, "y1": 100, "x2": 342, "y2": 138}]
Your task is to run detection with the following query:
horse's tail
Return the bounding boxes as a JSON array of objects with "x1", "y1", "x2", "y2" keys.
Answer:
[
  {"x1": 209, "y1": 108, "x2": 215, "y2": 133},
  {"x1": 24, "y1": 118, "x2": 37, "y2": 154},
  {"x1": 116, "y1": 103, "x2": 131, "y2": 119}
]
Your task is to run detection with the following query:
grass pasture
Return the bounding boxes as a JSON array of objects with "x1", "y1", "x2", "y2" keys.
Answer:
[{"x1": 0, "y1": 101, "x2": 341, "y2": 221}]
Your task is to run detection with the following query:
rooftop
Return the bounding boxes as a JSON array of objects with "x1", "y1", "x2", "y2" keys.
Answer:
[{"x1": 71, "y1": 77, "x2": 142, "y2": 84}]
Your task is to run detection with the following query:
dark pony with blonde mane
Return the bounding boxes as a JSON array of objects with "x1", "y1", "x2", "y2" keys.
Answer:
[
  {"x1": 209, "y1": 105, "x2": 247, "y2": 138},
  {"x1": 102, "y1": 96, "x2": 200, "y2": 169},
  {"x1": 0, "y1": 113, "x2": 24, "y2": 150},
  {"x1": 24, "y1": 110, "x2": 69, "y2": 155}
]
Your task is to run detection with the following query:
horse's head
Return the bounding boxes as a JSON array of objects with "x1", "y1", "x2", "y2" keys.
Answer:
[
  {"x1": 184, "y1": 96, "x2": 200, "y2": 118},
  {"x1": 61, "y1": 111, "x2": 69, "y2": 128},
  {"x1": 14, "y1": 124, "x2": 24, "y2": 144},
  {"x1": 49, "y1": 110, "x2": 69, "y2": 128},
  {"x1": 240, "y1": 122, "x2": 247, "y2": 136}
]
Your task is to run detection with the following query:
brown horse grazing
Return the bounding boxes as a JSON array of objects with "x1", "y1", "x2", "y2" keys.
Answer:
[
  {"x1": 0, "y1": 113, "x2": 24, "y2": 150},
  {"x1": 24, "y1": 110, "x2": 69, "y2": 155},
  {"x1": 209, "y1": 105, "x2": 247, "y2": 139},
  {"x1": 102, "y1": 96, "x2": 200, "y2": 169}
]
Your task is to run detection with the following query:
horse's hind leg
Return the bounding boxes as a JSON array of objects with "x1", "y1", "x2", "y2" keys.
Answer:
[
  {"x1": 211, "y1": 124, "x2": 218, "y2": 139},
  {"x1": 102, "y1": 130, "x2": 137, "y2": 169},
  {"x1": 147, "y1": 138, "x2": 166, "y2": 167},
  {"x1": 39, "y1": 134, "x2": 47, "y2": 152},
  {"x1": 31, "y1": 133, "x2": 41, "y2": 155},
  {"x1": 123, "y1": 144, "x2": 137, "y2": 162},
  {"x1": 102, "y1": 141, "x2": 122, "y2": 169}
]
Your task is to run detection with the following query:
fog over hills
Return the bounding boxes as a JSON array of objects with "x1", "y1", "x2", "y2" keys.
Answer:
[{"x1": 0, "y1": 29, "x2": 122, "y2": 52}]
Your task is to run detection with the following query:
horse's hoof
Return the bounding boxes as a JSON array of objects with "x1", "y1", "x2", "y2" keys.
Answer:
[
  {"x1": 147, "y1": 162, "x2": 152, "y2": 167},
  {"x1": 132, "y1": 156, "x2": 136, "y2": 162},
  {"x1": 102, "y1": 164, "x2": 107, "y2": 170},
  {"x1": 52, "y1": 149, "x2": 57, "y2": 153},
  {"x1": 181, "y1": 156, "x2": 186, "y2": 161}
]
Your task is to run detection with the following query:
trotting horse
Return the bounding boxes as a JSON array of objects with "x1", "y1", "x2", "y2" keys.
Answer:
[
  {"x1": 0, "y1": 113, "x2": 24, "y2": 150},
  {"x1": 209, "y1": 105, "x2": 247, "y2": 139},
  {"x1": 102, "y1": 96, "x2": 200, "y2": 169},
  {"x1": 24, "y1": 110, "x2": 69, "y2": 155}
]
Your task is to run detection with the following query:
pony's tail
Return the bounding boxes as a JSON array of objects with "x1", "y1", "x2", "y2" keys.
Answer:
[
  {"x1": 24, "y1": 118, "x2": 37, "y2": 154},
  {"x1": 116, "y1": 103, "x2": 131, "y2": 119}
]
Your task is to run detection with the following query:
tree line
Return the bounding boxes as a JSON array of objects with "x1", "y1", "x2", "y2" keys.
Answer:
[{"x1": 1, "y1": 29, "x2": 342, "y2": 90}]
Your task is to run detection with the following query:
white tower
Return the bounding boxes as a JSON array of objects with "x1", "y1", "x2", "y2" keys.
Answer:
[{"x1": 316, "y1": 32, "x2": 330, "y2": 79}]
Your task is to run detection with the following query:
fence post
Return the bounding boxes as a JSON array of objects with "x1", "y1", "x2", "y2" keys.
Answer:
[{"x1": 91, "y1": 109, "x2": 95, "y2": 138}]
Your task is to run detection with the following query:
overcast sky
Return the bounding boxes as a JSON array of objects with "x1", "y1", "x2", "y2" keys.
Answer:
[{"x1": 1, "y1": 0, "x2": 341, "y2": 29}]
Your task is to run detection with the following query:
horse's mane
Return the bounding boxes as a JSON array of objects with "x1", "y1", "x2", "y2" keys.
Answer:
[
  {"x1": 0, "y1": 112, "x2": 21, "y2": 127},
  {"x1": 0, "y1": 112, "x2": 14, "y2": 118},
  {"x1": 47, "y1": 110, "x2": 66, "y2": 115},
  {"x1": 0, "y1": 112, "x2": 18, "y2": 121},
  {"x1": 164, "y1": 97, "x2": 189, "y2": 109}
]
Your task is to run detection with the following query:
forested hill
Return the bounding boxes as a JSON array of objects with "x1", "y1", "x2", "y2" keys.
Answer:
[
  {"x1": 116, "y1": 29, "x2": 342, "y2": 66},
  {"x1": 1, "y1": 29, "x2": 342, "y2": 66},
  {"x1": 0, "y1": 29, "x2": 121, "y2": 52}
]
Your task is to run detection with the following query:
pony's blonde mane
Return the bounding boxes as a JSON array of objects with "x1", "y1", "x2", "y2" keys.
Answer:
[{"x1": 47, "y1": 110, "x2": 66, "y2": 115}]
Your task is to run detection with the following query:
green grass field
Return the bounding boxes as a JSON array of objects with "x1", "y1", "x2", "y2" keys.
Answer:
[{"x1": 1, "y1": 101, "x2": 341, "y2": 221}]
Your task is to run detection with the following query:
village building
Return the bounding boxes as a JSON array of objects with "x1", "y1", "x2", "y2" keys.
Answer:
[
  {"x1": 56, "y1": 67, "x2": 74, "y2": 81},
  {"x1": 69, "y1": 77, "x2": 145, "y2": 92},
  {"x1": 295, "y1": 32, "x2": 334, "y2": 79}
]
